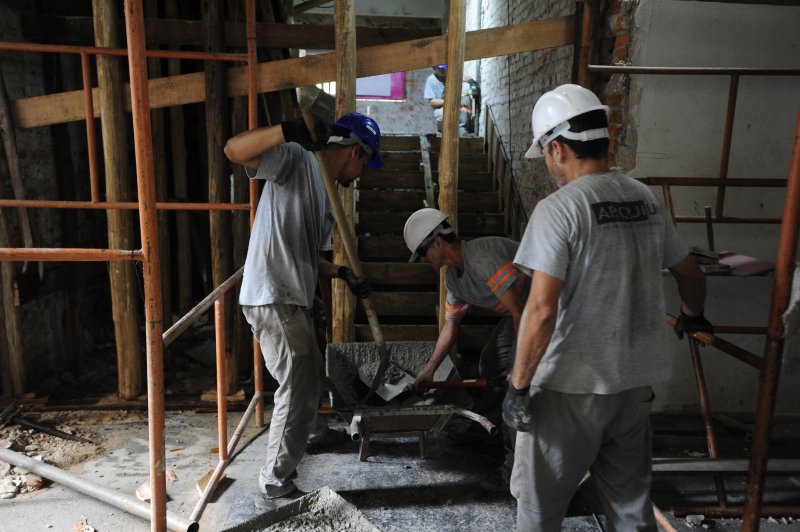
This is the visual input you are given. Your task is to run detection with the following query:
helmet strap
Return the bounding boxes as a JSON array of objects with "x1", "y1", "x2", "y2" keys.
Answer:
[{"x1": 540, "y1": 121, "x2": 608, "y2": 149}]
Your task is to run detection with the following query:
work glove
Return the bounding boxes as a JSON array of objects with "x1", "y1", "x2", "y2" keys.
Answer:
[
  {"x1": 502, "y1": 383, "x2": 532, "y2": 432},
  {"x1": 338, "y1": 266, "x2": 372, "y2": 299},
  {"x1": 280, "y1": 117, "x2": 328, "y2": 151},
  {"x1": 674, "y1": 310, "x2": 714, "y2": 340}
]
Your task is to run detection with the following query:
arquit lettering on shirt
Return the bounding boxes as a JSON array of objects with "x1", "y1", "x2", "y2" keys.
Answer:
[{"x1": 591, "y1": 200, "x2": 656, "y2": 225}]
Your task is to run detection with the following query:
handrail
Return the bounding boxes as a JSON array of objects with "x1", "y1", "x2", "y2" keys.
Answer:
[{"x1": 484, "y1": 103, "x2": 529, "y2": 239}]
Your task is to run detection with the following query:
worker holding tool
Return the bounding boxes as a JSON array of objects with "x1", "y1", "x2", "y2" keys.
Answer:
[
  {"x1": 505, "y1": 84, "x2": 713, "y2": 531},
  {"x1": 404, "y1": 207, "x2": 529, "y2": 492},
  {"x1": 224, "y1": 112, "x2": 382, "y2": 507}
]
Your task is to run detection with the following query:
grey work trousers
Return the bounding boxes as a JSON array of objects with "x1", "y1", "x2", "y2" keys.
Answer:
[
  {"x1": 511, "y1": 386, "x2": 657, "y2": 532},
  {"x1": 243, "y1": 304, "x2": 323, "y2": 498}
]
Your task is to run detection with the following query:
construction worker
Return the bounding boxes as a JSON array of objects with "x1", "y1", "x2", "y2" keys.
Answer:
[
  {"x1": 404, "y1": 208, "x2": 528, "y2": 492},
  {"x1": 224, "y1": 112, "x2": 382, "y2": 506},
  {"x1": 423, "y1": 64, "x2": 474, "y2": 135},
  {"x1": 504, "y1": 84, "x2": 713, "y2": 531}
]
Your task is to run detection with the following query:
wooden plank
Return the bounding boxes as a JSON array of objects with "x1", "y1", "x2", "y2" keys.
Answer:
[
  {"x1": 0, "y1": 211, "x2": 25, "y2": 396},
  {"x1": 20, "y1": 16, "x2": 441, "y2": 49},
  {"x1": 428, "y1": 136, "x2": 485, "y2": 153},
  {"x1": 381, "y1": 151, "x2": 423, "y2": 171},
  {"x1": 358, "y1": 292, "x2": 439, "y2": 318},
  {"x1": 420, "y1": 135, "x2": 436, "y2": 208},
  {"x1": 11, "y1": 16, "x2": 574, "y2": 128},
  {"x1": 358, "y1": 236, "x2": 409, "y2": 259},
  {"x1": 433, "y1": 171, "x2": 493, "y2": 191},
  {"x1": 652, "y1": 458, "x2": 800, "y2": 475}
]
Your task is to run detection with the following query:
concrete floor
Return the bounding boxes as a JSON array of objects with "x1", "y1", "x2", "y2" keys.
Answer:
[{"x1": 1, "y1": 410, "x2": 799, "y2": 531}]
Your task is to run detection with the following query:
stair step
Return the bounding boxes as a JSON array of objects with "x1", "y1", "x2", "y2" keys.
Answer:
[
  {"x1": 360, "y1": 171, "x2": 494, "y2": 192},
  {"x1": 381, "y1": 135, "x2": 422, "y2": 151},
  {"x1": 381, "y1": 152, "x2": 487, "y2": 172},
  {"x1": 358, "y1": 190, "x2": 499, "y2": 212},
  {"x1": 363, "y1": 262, "x2": 437, "y2": 286},
  {"x1": 359, "y1": 213, "x2": 504, "y2": 236},
  {"x1": 354, "y1": 323, "x2": 496, "y2": 351},
  {"x1": 428, "y1": 136, "x2": 485, "y2": 153},
  {"x1": 355, "y1": 292, "x2": 498, "y2": 319}
]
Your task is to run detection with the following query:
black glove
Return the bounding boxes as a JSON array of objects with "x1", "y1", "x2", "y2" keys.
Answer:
[
  {"x1": 280, "y1": 117, "x2": 328, "y2": 151},
  {"x1": 502, "y1": 383, "x2": 532, "y2": 432},
  {"x1": 674, "y1": 310, "x2": 714, "y2": 340},
  {"x1": 338, "y1": 266, "x2": 372, "y2": 299}
]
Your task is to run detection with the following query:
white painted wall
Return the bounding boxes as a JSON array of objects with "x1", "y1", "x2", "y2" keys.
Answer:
[{"x1": 630, "y1": 0, "x2": 800, "y2": 413}]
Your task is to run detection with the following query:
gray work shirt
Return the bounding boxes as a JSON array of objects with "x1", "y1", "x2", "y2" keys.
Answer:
[
  {"x1": 445, "y1": 237, "x2": 530, "y2": 321},
  {"x1": 240, "y1": 143, "x2": 334, "y2": 309},
  {"x1": 514, "y1": 171, "x2": 688, "y2": 394}
]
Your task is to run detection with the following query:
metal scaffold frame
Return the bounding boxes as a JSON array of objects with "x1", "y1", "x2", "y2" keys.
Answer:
[
  {"x1": 577, "y1": 3, "x2": 800, "y2": 530},
  {"x1": 0, "y1": 1, "x2": 264, "y2": 530}
]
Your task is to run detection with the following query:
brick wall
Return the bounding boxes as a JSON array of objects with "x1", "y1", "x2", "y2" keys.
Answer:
[{"x1": 466, "y1": 0, "x2": 575, "y2": 215}]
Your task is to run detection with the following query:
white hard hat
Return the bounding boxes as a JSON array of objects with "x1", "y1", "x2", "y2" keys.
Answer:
[
  {"x1": 403, "y1": 208, "x2": 452, "y2": 263},
  {"x1": 525, "y1": 84, "x2": 610, "y2": 159}
]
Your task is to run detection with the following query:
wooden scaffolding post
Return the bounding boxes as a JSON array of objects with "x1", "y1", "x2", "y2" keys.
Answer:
[
  {"x1": 92, "y1": 0, "x2": 143, "y2": 400},
  {"x1": 123, "y1": 0, "x2": 167, "y2": 529},
  {"x1": 437, "y1": 0, "x2": 466, "y2": 333},
  {"x1": 331, "y1": 0, "x2": 357, "y2": 343},
  {"x1": 204, "y1": 0, "x2": 236, "y2": 393}
]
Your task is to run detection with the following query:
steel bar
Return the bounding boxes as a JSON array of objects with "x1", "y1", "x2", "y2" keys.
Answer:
[
  {"x1": 453, "y1": 408, "x2": 498, "y2": 435},
  {"x1": 162, "y1": 267, "x2": 243, "y2": 348},
  {"x1": 673, "y1": 216, "x2": 781, "y2": 225},
  {"x1": 0, "y1": 199, "x2": 249, "y2": 211},
  {"x1": 0, "y1": 40, "x2": 246, "y2": 62},
  {"x1": 653, "y1": 458, "x2": 800, "y2": 474},
  {"x1": 665, "y1": 315, "x2": 763, "y2": 369},
  {"x1": 0, "y1": 448, "x2": 198, "y2": 532},
  {"x1": 0, "y1": 247, "x2": 142, "y2": 262},
  {"x1": 577, "y1": 0, "x2": 593, "y2": 87},
  {"x1": 588, "y1": 65, "x2": 800, "y2": 76},
  {"x1": 80, "y1": 53, "x2": 100, "y2": 203},
  {"x1": 652, "y1": 503, "x2": 676, "y2": 532},
  {"x1": 123, "y1": 2, "x2": 166, "y2": 530},
  {"x1": 687, "y1": 338, "x2": 728, "y2": 509},
  {"x1": 215, "y1": 299, "x2": 228, "y2": 462},
  {"x1": 673, "y1": 506, "x2": 800, "y2": 519},
  {"x1": 662, "y1": 185, "x2": 676, "y2": 224},
  {"x1": 190, "y1": 392, "x2": 263, "y2": 522},
  {"x1": 12, "y1": 416, "x2": 95, "y2": 444},
  {"x1": 715, "y1": 74, "x2": 739, "y2": 219},
  {"x1": 743, "y1": 110, "x2": 800, "y2": 531},
  {"x1": 245, "y1": 0, "x2": 264, "y2": 428},
  {"x1": 638, "y1": 177, "x2": 787, "y2": 187}
]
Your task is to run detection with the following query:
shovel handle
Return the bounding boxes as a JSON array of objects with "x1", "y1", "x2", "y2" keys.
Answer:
[{"x1": 300, "y1": 110, "x2": 385, "y2": 346}]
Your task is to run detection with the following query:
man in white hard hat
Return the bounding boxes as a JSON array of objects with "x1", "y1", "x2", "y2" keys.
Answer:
[
  {"x1": 504, "y1": 84, "x2": 713, "y2": 531},
  {"x1": 404, "y1": 207, "x2": 528, "y2": 492},
  {"x1": 224, "y1": 112, "x2": 381, "y2": 507}
]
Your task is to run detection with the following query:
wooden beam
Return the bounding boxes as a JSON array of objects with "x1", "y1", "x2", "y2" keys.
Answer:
[
  {"x1": 11, "y1": 16, "x2": 574, "y2": 129},
  {"x1": 20, "y1": 16, "x2": 441, "y2": 49},
  {"x1": 93, "y1": 0, "x2": 142, "y2": 400},
  {"x1": 331, "y1": 0, "x2": 357, "y2": 344}
]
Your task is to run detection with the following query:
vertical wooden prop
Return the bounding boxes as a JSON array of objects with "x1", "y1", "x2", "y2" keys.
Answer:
[
  {"x1": 437, "y1": 0, "x2": 466, "y2": 334},
  {"x1": 331, "y1": 0, "x2": 357, "y2": 343},
  {"x1": 93, "y1": 0, "x2": 142, "y2": 399},
  {"x1": 164, "y1": 2, "x2": 192, "y2": 318},
  {"x1": 205, "y1": 0, "x2": 237, "y2": 392}
]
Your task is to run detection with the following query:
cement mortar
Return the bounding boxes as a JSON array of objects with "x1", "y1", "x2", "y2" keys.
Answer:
[
  {"x1": 326, "y1": 341, "x2": 469, "y2": 408},
  {"x1": 228, "y1": 487, "x2": 381, "y2": 532}
]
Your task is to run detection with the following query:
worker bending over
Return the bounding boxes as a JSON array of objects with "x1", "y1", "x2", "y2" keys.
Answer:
[
  {"x1": 504, "y1": 84, "x2": 713, "y2": 531},
  {"x1": 404, "y1": 208, "x2": 528, "y2": 492},
  {"x1": 224, "y1": 112, "x2": 381, "y2": 506}
]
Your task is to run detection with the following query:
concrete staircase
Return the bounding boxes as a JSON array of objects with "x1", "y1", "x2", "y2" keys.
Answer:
[{"x1": 355, "y1": 134, "x2": 503, "y2": 374}]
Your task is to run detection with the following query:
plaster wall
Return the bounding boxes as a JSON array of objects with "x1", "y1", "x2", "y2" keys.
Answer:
[{"x1": 630, "y1": 0, "x2": 800, "y2": 413}]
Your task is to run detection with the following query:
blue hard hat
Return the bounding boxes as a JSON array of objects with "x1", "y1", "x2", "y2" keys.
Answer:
[
  {"x1": 436, "y1": 64, "x2": 447, "y2": 70},
  {"x1": 328, "y1": 112, "x2": 383, "y2": 169}
]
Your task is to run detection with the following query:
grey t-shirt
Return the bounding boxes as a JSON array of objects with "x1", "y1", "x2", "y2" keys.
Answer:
[
  {"x1": 239, "y1": 142, "x2": 334, "y2": 309},
  {"x1": 513, "y1": 172, "x2": 687, "y2": 394},
  {"x1": 445, "y1": 237, "x2": 530, "y2": 321}
]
